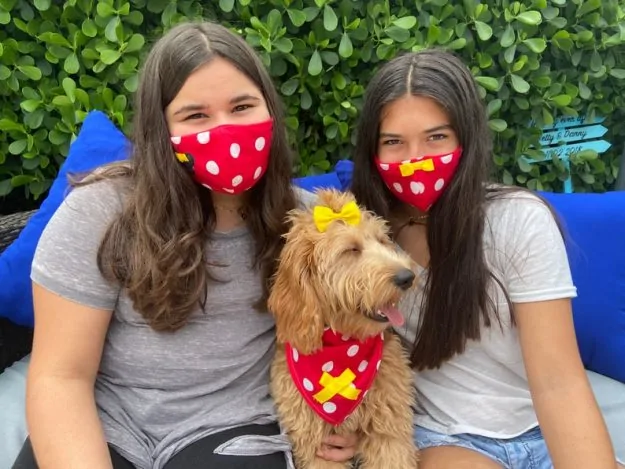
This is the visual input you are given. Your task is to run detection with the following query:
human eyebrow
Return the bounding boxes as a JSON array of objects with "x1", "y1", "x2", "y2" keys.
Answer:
[
  {"x1": 229, "y1": 94, "x2": 262, "y2": 105},
  {"x1": 379, "y1": 132, "x2": 402, "y2": 139},
  {"x1": 424, "y1": 124, "x2": 453, "y2": 134},
  {"x1": 173, "y1": 104, "x2": 206, "y2": 116}
]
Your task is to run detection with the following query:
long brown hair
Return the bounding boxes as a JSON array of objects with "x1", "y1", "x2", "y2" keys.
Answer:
[
  {"x1": 351, "y1": 49, "x2": 517, "y2": 370},
  {"x1": 75, "y1": 22, "x2": 297, "y2": 331}
]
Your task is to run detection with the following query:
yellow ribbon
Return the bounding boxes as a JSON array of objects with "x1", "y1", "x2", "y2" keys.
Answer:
[
  {"x1": 399, "y1": 158, "x2": 435, "y2": 177},
  {"x1": 313, "y1": 369, "x2": 361, "y2": 403},
  {"x1": 175, "y1": 152, "x2": 190, "y2": 163},
  {"x1": 313, "y1": 201, "x2": 361, "y2": 233}
]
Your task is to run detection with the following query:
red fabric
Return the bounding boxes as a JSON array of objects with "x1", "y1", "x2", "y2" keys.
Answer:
[
  {"x1": 170, "y1": 119, "x2": 273, "y2": 194},
  {"x1": 375, "y1": 147, "x2": 463, "y2": 211},
  {"x1": 286, "y1": 329, "x2": 384, "y2": 426}
]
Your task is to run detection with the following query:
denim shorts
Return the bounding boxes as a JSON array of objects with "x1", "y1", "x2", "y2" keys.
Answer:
[{"x1": 414, "y1": 425, "x2": 553, "y2": 469}]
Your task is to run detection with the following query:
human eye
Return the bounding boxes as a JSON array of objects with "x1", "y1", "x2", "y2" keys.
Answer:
[
  {"x1": 381, "y1": 138, "x2": 401, "y2": 146},
  {"x1": 184, "y1": 112, "x2": 208, "y2": 120},
  {"x1": 233, "y1": 103, "x2": 253, "y2": 113},
  {"x1": 428, "y1": 133, "x2": 448, "y2": 141}
]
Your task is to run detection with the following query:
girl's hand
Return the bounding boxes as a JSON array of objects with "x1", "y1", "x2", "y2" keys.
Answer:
[{"x1": 317, "y1": 433, "x2": 359, "y2": 462}]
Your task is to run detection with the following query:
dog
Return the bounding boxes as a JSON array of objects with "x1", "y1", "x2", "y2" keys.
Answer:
[{"x1": 268, "y1": 189, "x2": 419, "y2": 469}]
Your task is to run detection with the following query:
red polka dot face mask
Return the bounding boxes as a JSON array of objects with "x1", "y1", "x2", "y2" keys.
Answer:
[
  {"x1": 375, "y1": 147, "x2": 463, "y2": 212},
  {"x1": 170, "y1": 119, "x2": 273, "y2": 194}
]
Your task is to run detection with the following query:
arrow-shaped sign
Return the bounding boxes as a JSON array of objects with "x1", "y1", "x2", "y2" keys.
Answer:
[{"x1": 540, "y1": 124, "x2": 608, "y2": 146}]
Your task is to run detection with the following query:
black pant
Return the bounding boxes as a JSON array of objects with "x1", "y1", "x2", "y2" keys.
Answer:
[{"x1": 13, "y1": 424, "x2": 287, "y2": 469}]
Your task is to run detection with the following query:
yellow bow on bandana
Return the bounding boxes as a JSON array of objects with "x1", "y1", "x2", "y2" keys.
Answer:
[
  {"x1": 399, "y1": 158, "x2": 435, "y2": 177},
  {"x1": 313, "y1": 201, "x2": 361, "y2": 233}
]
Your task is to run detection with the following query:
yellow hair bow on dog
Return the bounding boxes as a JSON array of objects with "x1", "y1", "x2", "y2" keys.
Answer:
[
  {"x1": 313, "y1": 201, "x2": 361, "y2": 233},
  {"x1": 399, "y1": 158, "x2": 434, "y2": 176}
]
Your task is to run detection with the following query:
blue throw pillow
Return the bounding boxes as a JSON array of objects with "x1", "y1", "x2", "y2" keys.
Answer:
[
  {"x1": 541, "y1": 191, "x2": 625, "y2": 383},
  {"x1": 0, "y1": 111, "x2": 130, "y2": 327}
]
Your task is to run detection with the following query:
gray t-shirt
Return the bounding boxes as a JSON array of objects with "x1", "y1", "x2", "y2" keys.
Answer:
[
  {"x1": 31, "y1": 179, "x2": 316, "y2": 469},
  {"x1": 396, "y1": 192, "x2": 577, "y2": 438}
]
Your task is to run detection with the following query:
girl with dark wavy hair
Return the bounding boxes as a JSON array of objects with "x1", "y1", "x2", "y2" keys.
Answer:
[
  {"x1": 17, "y1": 22, "x2": 356, "y2": 469},
  {"x1": 351, "y1": 49, "x2": 619, "y2": 469}
]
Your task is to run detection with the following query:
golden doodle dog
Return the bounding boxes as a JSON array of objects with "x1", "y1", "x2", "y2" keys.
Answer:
[{"x1": 268, "y1": 189, "x2": 419, "y2": 469}]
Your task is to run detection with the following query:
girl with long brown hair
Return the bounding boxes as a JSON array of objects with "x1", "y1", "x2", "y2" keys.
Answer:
[
  {"x1": 15, "y1": 22, "x2": 356, "y2": 469},
  {"x1": 351, "y1": 49, "x2": 620, "y2": 469}
]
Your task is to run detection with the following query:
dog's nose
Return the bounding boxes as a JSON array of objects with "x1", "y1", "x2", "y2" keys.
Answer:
[{"x1": 393, "y1": 268, "x2": 415, "y2": 290}]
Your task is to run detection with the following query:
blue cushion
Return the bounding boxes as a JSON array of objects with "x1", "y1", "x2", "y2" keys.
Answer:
[
  {"x1": 541, "y1": 191, "x2": 625, "y2": 383},
  {"x1": 293, "y1": 159, "x2": 354, "y2": 192},
  {"x1": 0, "y1": 111, "x2": 129, "y2": 327}
]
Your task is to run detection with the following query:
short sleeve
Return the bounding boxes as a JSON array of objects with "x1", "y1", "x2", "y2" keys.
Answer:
[
  {"x1": 491, "y1": 194, "x2": 577, "y2": 303},
  {"x1": 31, "y1": 180, "x2": 123, "y2": 310}
]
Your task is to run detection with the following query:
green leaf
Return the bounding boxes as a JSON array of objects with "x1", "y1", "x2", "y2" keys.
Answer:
[
  {"x1": 552, "y1": 30, "x2": 573, "y2": 51},
  {"x1": 550, "y1": 94, "x2": 572, "y2": 106},
  {"x1": 510, "y1": 74, "x2": 530, "y2": 93},
  {"x1": 105, "y1": 16, "x2": 121, "y2": 43},
  {"x1": 0, "y1": 180, "x2": 12, "y2": 197},
  {"x1": 281, "y1": 78, "x2": 299, "y2": 96},
  {"x1": 64, "y1": 53, "x2": 80, "y2": 74},
  {"x1": 82, "y1": 18, "x2": 98, "y2": 37},
  {"x1": 218, "y1": 0, "x2": 234, "y2": 13},
  {"x1": 338, "y1": 32, "x2": 353, "y2": 58},
  {"x1": 487, "y1": 98, "x2": 502, "y2": 116},
  {"x1": 0, "y1": 64, "x2": 11, "y2": 80},
  {"x1": 38, "y1": 32, "x2": 73, "y2": 48},
  {"x1": 18, "y1": 66, "x2": 42, "y2": 80},
  {"x1": 308, "y1": 49, "x2": 322, "y2": 76},
  {"x1": 576, "y1": 0, "x2": 601, "y2": 18},
  {"x1": 20, "y1": 99, "x2": 40, "y2": 112},
  {"x1": 488, "y1": 119, "x2": 507, "y2": 132},
  {"x1": 8, "y1": 139, "x2": 27, "y2": 155},
  {"x1": 518, "y1": 158, "x2": 533, "y2": 173},
  {"x1": 523, "y1": 38, "x2": 547, "y2": 53},
  {"x1": 62, "y1": 77, "x2": 77, "y2": 102},
  {"x1": 392, "y1": 16, "x2": 417, "y2": 30},
  {"x1": 100, "y1": 49, "x2": 121, "y2": 65},
  {"x1": 578, "y1": 81, "x2": 591, "y2": 100},
  {"x1": 96, "y1": 2, "x2": 115, "y2": 17},
  {"x1": 124, "y1": 74, "x2": 138, "y2": 92},
  {"x1": 52, "y1": 95, "x2": 72, "y2": 107},
  {"x1": 33, "y1": 0, "x2": 51, "y2": 10},
  {"x1": 385, "y1": 25, "x2": 410, "y2": 42},
  {"x1": 609, "y1": 68, "x2": 625, "y2": 79},
  {"x1": 287, "y1": 9, "x2": 307, "y2": 27},
  {"x1": 516, "y1": 11, "x2": 542, "y2": 26},
  {"x1": 447, "y1": 38, "x2": 466, "y2": 50},
  {"x1": 124, "y1": 34, "x2": 145, "y2": 53},
  {"x1": 474, "y1": 21, "x2": 493, "y2": 41},
  {"x1": 475, "y1": 76, "x2": 499, "y2": 91},
  {"x1": 500, "y1": 25, "x2": 515, "y2": 48},
  {"x1": 323, "y1": 5, "x2": 338, "y2": 31}
]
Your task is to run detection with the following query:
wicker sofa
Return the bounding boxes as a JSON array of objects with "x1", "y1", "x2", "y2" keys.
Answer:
[{"x1": 0, "y1": 210, "x2": 36, "y2": 374}]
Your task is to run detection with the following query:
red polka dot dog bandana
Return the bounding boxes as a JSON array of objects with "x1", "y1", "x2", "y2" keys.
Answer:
[
  {"x1": 375, "y1": 147, "x2": 463, "y2": 212},
  {"x1": 286, "y1": 329, "x2": 384, "y2": 426},
  {"x1": 170, "y1": 119, "x2": 273, "y2": 194}
]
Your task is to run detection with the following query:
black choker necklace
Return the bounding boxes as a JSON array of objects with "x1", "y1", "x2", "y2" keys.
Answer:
[{"x1": 395, "y1": 214, "x2": 428, "y2": 236}]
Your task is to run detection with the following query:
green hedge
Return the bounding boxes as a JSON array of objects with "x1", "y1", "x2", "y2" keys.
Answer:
[{"x1": 1, "y1": 0, "x2": 624, "y2": 205}]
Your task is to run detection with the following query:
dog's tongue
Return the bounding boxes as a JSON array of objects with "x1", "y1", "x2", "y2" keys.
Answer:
[{"x1": 380, "y1": 305, "x2": 405, "y2": 327}]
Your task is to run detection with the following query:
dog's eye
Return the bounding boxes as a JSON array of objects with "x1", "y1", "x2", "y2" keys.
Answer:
[{"x1": 343, "y1": 246, "x2": 361, "y2": 255}]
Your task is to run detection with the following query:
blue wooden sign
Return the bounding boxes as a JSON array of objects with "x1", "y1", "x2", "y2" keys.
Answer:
[{"x1": 523, "y1": 114, "x2": 611, "y2": 193}]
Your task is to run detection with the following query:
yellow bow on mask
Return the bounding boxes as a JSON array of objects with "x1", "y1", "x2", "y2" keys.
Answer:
[
  {"x1": 313, "y1": 201, "x2": 361, "y2": 233},
  {"x1": 399, "y1": 158, "x2": 435, "y2": 177}
]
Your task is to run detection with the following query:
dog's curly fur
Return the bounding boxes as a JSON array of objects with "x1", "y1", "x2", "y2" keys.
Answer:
[{"x1": 268, "y1": 189, "x2": 419, "y2": 469}]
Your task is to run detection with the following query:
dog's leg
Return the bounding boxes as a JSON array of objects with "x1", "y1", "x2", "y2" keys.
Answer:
[{"x1": 357, "y1": 333, "x2": 419, "y2": 469}]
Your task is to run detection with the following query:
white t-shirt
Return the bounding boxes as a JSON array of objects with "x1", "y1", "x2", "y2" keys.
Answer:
[{"x1": 396, "y1": 191, "x2": 577, "y2": 438}]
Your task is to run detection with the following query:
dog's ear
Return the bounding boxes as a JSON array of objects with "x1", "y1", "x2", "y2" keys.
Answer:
[{"x1": 268, "y1": 224, "x2": 324, "y2": 355}]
